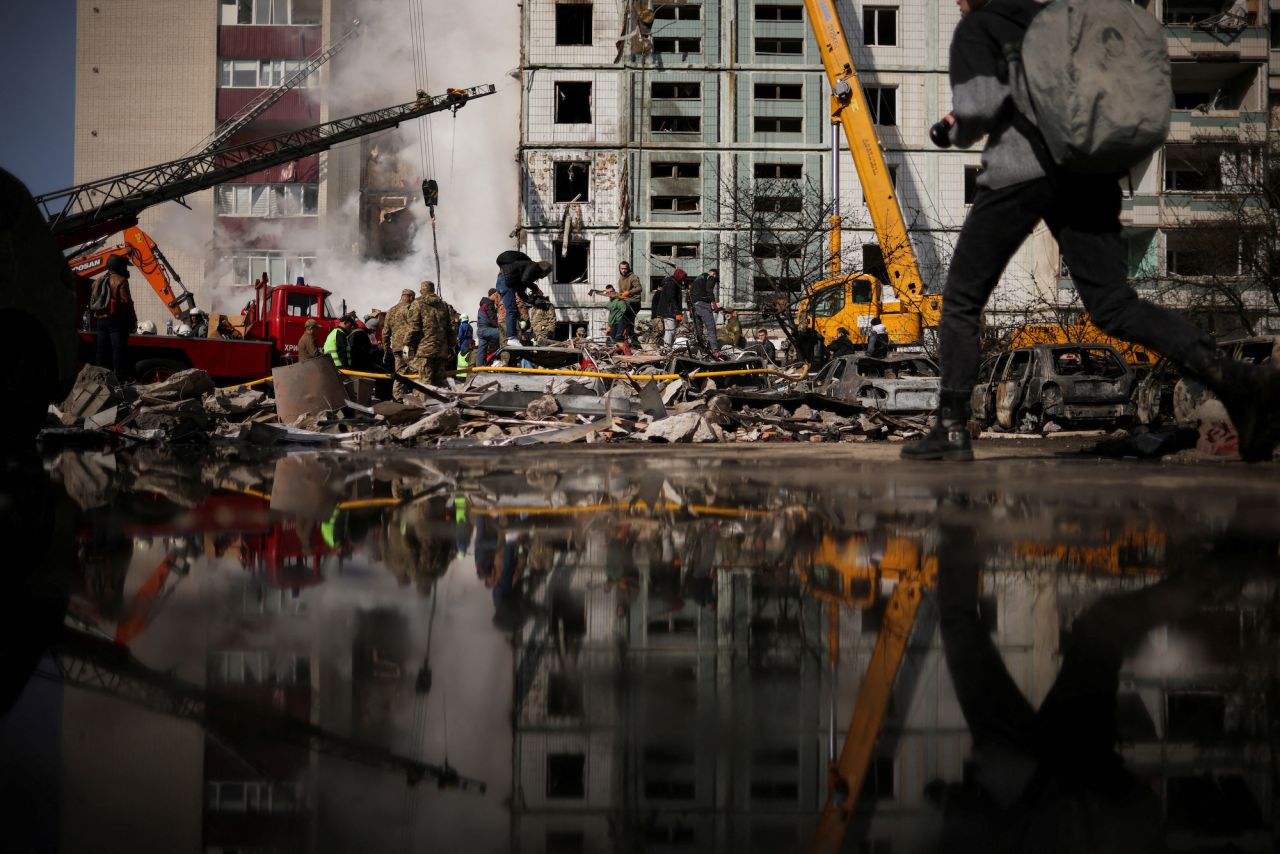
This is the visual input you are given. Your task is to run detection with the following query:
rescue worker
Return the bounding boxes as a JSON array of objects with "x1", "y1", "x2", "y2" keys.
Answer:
[
  {"x1": 383, "y1": 288, "x2": 418, "y2": 401},
  {"x1": 529, "y1": 298, "x2": 557, "y2": 344},
  {"x1": 410, "y1": 279, "x2": 453, "y2": 387},
  {"x1": 93, "y1": 254, "x2": 136, "y2": 378},
  {"x1": 495, "y1": 250, "x2": 552, "y2": 341},
  {"x1": 323, "y1": 313, "x2": 356, "y2": 368},
  {"x1": 749, "y1": 328, "x2": 777, "y2": 364},
  {"x1": 476, "y1": 288, "x2": 502, "y2": 365},
  {"x1": 605, "y1": 286, "x2": 632, "y2": 356},
  {"x1": 616, "y1": 261, "x2": 643, "y2": 342},
  {"x1": 347, "y1": 314, "x2": 378, "y2": 372},
  {"x1": 722, "y1": 309, "x2": 744, "y2": 348},
  {"x1": 688, "y1": 268, "x2": 721, "y2": 355},
  {"x1": 296, "y1": 318, "x2": 321, "y2": 361},
  {"x1": 905, "y1": 0, "x2": 1280, "y2": 462},
  {"x1": 650, "y1": 268, "x2": 684, "y2": 347},
  {"x1": 457, "y1": 314, "x2": 474, "y2": 351}
]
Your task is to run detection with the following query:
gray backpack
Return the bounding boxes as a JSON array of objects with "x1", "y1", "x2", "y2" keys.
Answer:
[
  {"x1": 1005, "y1": 0, "x2": 1171, "y2": 174},
  {"x1": 87, "y1": 274, "x2": 112, "y2": 313}
]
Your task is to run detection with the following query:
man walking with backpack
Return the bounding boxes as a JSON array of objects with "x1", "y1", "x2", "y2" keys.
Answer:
[
  {"x1": 91, "y1": 254, "x2": 136, "y2": 379},
  {"x1": 904, "y1": 0, "x2": 1280, "y2": 462}
]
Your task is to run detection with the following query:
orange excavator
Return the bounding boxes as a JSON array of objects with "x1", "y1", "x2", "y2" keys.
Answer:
[{"x1": 68, "y1": 226, "x2": 197, "y2": 321}]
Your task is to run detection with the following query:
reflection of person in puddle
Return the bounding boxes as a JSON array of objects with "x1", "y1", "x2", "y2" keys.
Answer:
[{"x1": 931, "y1": 525, "x2": 1220, "y2": 853}]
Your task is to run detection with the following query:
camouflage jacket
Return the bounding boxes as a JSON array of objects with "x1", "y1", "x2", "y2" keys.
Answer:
[
  {"x1": 384, "y1": 300, "x2": 419, "y2": 353},
  {"x1": 411, "y1": 294, "x2": 454, "y2": 357}
]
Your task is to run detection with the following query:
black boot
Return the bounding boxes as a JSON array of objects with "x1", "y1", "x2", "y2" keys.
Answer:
[
  {"x1": 901, "y1": 390, "x2": 974, "y2": 461},
  {"x1": 1180, "y1": 342, "x2": 1280, "y2": 463}
]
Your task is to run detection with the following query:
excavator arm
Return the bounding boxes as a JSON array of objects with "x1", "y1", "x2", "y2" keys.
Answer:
[
  {"x1": 801, "y1": 0, "x2": 943, "y2": 339},
  {"x1": 69, "y1": 227, "x2": 197, "y2": 319}
]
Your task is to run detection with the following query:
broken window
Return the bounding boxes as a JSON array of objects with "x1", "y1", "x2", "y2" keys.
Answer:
[
  {"x1": 554, "y1": 241, "x2": 589, "y2": 282},
  {"x1": 863, "y1": 7, "x2": 898, "y2": 46},
  {"x1": 555, "y1": 3, "x2": 592, "y2": 46},
  {"x1": 653, "y1": 37, "x2": 702, "y2": 53},
  {"x1": 754, "y1": 275, "x2": 802, "y2": 292},
  {"x1": 964, "y1": 165, "x2": 981, "y2": 205},
  {"x1": 651, "y1": 81, "x2": 700, "y2": 99},
  {"x1": 221, "y1": 0, "x2": 292, "y2": 24},
  {"x1": 754, "y1": 162, "x2": 802, "y2": 179},
  {"x1": 652, "y1": 161, "x2": 700, "y2": 179},
  {"x1": 547, "y1": 672, "x2": 585, "y2": 717},
  {"x1": 546, "y1": 753, "x2": 586, "y2": 798},
  {"x1": 651, "y1": 115, "x2": 701, "y2": 133},
  {"x1": 754, "y1": 83, "x2": 803, "y2": 100},
  {"x1": 756, "y1": 37, "x2": 804, "y2": 55},
  {"x1": 653, "y1": 3, "x2": 702, "y2": 19},
  {"x1": 651, "y1": 241, "x2": 700, "y2": 258},
  {"x1": 864, "y1": 87, "x2": 897, "y2": 125},
  {"x1": 754, "y1": 116, "x2": 803, "y2": 133},
  {"x1": 754, "y1": 195, "x2": 802, "y2": 213},
  {"x1": 554, "y1": 81, "x2": 592, "y2": 124},
  {"x1": 651, "y1": 195, "x2": 701, "y2": 212},
  {"x1": 753, "y1": 241, "x2": 801, "y2": 259},
  {"x1": 755, "y1": 4, "x2": 804, "y2": 21},
  {"x1": 553, "y1": 161, "x2": 590, "y2": 203}
]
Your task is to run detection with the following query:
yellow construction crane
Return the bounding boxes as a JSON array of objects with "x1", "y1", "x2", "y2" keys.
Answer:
[{"x1": 794, "y1": 0, "x2": 943, "y2": 349}]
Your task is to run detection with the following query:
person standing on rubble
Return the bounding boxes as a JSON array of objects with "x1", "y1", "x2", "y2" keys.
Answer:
[
  {"x1": 530, "y1": 298, "x2": 557, "y2": 345},
  {"x1": 722, "y1": 309, "x2": 744, "y2": 349},
  {"x1": 904, "y1": 0, "x2": 1280, "y2": 462},
  {"x1": 93, "y1": 254, "x2": 136, "y2": 379},
  {"x1": 323, "y1": 313, "x2": 356, "y2": 368},
  {"x1": 495, "y1": 250, "x2": 553, "y2": 343},
  {"x1": 476, "y1": 288, "x2": 502, "y2": 366},
  {"x1": 383, "y1": 288, "x2": 418, "y2": 400},
  {"x1": 650, "y1": 268, "x2": 684, "y2": 347},
  {"x1": 296, "y1": 318, "x2": 321, "y2": 361},
  {"x1": 605, "y1": 286, "x2": 632, "y2": 356},
  {"x1": 866, "y1": 317, "x2": 890, "y2": 358},
  {"x1": 410, "y1": 280, "x2": 453, "y2": 387},
  {"x1": 615, "y1": 261, "x2": 644, "y2": 342},
  {"x1": 689, "y1": 268, "x2": 721, "y2": 356}
]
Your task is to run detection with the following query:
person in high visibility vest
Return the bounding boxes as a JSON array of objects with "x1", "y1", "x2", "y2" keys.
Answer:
[{"x1": 323, "y1": 313, "x2": 357, "y2": 367}]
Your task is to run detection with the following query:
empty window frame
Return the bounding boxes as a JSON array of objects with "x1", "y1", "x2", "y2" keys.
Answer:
[
  {"x1": 652, "y1": 115, "x2": 702, "y2": 133},
  {"x1": 546, "y1": 754, "x2": 587, "y2": 799},
  {"x1": 220, "y1": 0, "x2": 294, "y2": 25},
  {"x1": 864, "y1": 86, "x2": 897, "y2": 125},
  {"x1": 755, "y1": 4, "x2": 803, "y2": 21},
  {"x1": 863, "y1": 7, "x2": 898, "y2": 46},
  {"x1": 755, "y1": 116, "x2": 803, "y2": 133},
  {"x1": 651, "y1": 195, "x2": 701, "y2": 212},
  {"x1": 554, "y1": 241, "x2": 590, "y2": 282},
  {"x1": 754, "y1": 162, "x2": 802, "y2": 179},
  {"x1": 653, "y1": 3, "x2": 701, "y2": 19},
  {"x1": 754, "y1": 83, "x2": 803, "y2": 100},
  {"x1": 754, "y1": 275, "x2": 802, "y2": 292},
  {"x1": 652, "y1": 81, "x2": 701, "y2": 99},
  {"x1": 651, "y1": 241, "x2": 701, "y2": 259},
  {"x1": 555, "y1": 3, "x2": 593, "y2": 45},
  {"x1": 756, "y1": 37, "x2": 804, "y2": 55},
  {"x1": 652, "y1": 161, "x2": 701, "y2": 178},
  {"x1": 554, "y1": 81, "x2": 593, "y2": 124},
  {"x1": 754, "y1": 194, "x2": 802, "y2": 213},
  {"x1": 653, "y1": 37, "x2": 702, "y2": 53},
  {"x1": 753, "y1": 241, "x2": 802, "y2": 259},
  {"x1": 553, "y1": 161, "x2": 591, "y2": 203},
  {"x1": 964, "y1": 166, "x2": 981, "y2": 204}
]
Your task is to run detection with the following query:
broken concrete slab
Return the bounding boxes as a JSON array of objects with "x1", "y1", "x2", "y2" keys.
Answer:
[
  {"x1": 135, "y1": 369, "x2": 215, "y2": 403},
  {"x1": 372, "y1": 400, "x2": 427, "y2": 426},
  {"x1": 399, "y1": 407, "x2": 462, "y2": 441},
  {"x1": 203, "y1": 387, "x2": 267, "y2": 417},
  {"x1": 274, "y1": 357, "x2": 347, "y2": 423},
  {"x1": 59, "y1": 364, "x2": 122, "y2": 426},
  {"x1": 641, "y1": 412, "x2": 705, "y2": 443},
  {"x1": 524, "y1": 395, "x2": 561, "y2": 421}
]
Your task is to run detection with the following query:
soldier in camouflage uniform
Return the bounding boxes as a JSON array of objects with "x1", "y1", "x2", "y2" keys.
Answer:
[
  {"x1": 529, "y1": 300, "x2": 557, "y2": 344},
  {"x1": 410, "y1": 280, "x2": 454, "y2": 387},
  {"x1": 382, "y1": 288, "x2": 418, "y2": 401}
]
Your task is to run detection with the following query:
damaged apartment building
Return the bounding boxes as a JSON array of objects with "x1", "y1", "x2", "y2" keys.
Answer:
[
  {"x1": 519, "y1": 0, "x2": 1280, "y2": 338},
  {"x1": 74, "y1": 0, "x2": 422, "y2": 331}
]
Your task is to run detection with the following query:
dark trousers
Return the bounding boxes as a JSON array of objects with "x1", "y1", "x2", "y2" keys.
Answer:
[
  {"x1": 496, "y1": 278, "x2": 519, "y2": 338},
  {"x1": 95, "y1": 315, "x2": 130, "y2": 379},
  {"x1": 476, "y1": 326, "x2": 501, "y2": 365},
  {"x1": 941, "y1": 174, "x2": 1209, "y2": 395}
]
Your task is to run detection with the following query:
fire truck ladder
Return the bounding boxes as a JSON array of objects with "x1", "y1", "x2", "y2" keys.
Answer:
[
  {"x1": 38, "y1": 627, "x2": 487, "y2": 791},
  {"x1": 35, "y1": 85, "x2": 496, "y2": 247}
]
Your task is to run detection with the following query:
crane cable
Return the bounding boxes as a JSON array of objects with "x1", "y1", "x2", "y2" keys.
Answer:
[{"x1": 407, "y1": 0, "x2": 446, "y2": 300}]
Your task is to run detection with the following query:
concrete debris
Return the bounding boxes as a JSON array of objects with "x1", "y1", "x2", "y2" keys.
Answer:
[
  {"x1": 135, "y1": 369, "x2": 215, "y2": 403},
  {"x1": 203, "y1": 387, "x2": 268, "y2": 417},
  {"x1": 523, "y1": 395, "x2": 561, "y2": 421},
  {"x1": 60, "y1": 365, "x2": 122, "y2": 426},
  {"x1": 398, "y1": 406, "x2": 461, "y2": 441}
]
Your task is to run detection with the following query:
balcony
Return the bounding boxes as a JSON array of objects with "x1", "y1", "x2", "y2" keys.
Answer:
[
  {"x1": 1167, "y1": 109, "x2": 1268, "y2": 142},
  {"x1": 1165, "y1": 24, "x2": 1269, "y2": 61}
]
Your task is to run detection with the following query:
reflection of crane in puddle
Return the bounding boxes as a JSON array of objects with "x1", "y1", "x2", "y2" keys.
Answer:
[{"x1": 38, "y1": 626, "x2": 486, "y2": 792}]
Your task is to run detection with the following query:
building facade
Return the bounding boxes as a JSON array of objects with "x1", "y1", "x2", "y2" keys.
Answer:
[{"x1": 518, "y1": 0, "x2": 1280, "y2": 339}]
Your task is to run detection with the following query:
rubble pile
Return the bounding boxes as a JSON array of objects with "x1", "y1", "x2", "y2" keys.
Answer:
[{"x1": 43, "y1": 349, "x2": 935, "y2": 449}]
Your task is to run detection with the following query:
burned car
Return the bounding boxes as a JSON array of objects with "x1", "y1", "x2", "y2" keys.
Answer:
[
  {"x1": 1134, "y1": 335, "x2": 1276, "y2": 429},
  {"x1": 971, "y1": 344, "x2": 1135, "y2": 432},
  {"x1": 811, "y1": 352, "x2": 941, "y2": 414}
]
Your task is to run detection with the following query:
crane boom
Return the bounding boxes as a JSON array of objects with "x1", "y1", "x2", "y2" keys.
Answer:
[
  {"x1": 802, "y1": 0, "x2": 926, "y2": 304},
  {"x1": 37, "y1": 85, "x2": 496, "y2": 247}
]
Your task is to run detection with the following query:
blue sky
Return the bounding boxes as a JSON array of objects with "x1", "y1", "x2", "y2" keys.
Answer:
[{"x1": 0, "y1": 0, "x2": 75, "y2": 196}]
